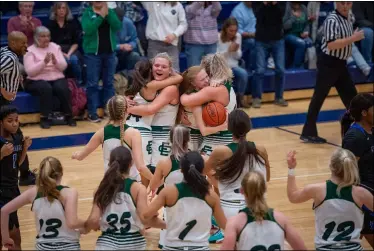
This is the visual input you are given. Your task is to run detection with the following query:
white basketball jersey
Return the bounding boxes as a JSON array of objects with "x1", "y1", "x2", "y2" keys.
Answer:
[
  {"x1": 32, "y1": 186, "x2": 80, "y2": 245},
  {"x1": 225, "y1": 81, "x2": 237, "y2": 113},
  {"x1": 126, "y1": 93, "x2": 154, "y2": 130},
  {"x1": 102, "y1": 124, "x2": 139, "y2": 181},
  {"x1": 237, "y1": 208, "x2": 285, "y2": 250},
  {"x1": 164, "y1": 183, "x2": 212, "y2": 248},
  {"x1": 314, "y1": 181, "x2": 364, "y2": 250},
  {"x1": 218, "y1": 142, "x2": 266, "y2": 201},
  {"x1": 152, "y1": 103, "x2": 179, "y2": 127},
  {"x1": 164, "y1": 156, "x2": 183, "y2": 185}
]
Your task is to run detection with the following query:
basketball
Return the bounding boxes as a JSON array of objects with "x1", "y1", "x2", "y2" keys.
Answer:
[{"x1": 202, "y1": 102, "x2": 227, "y2": 127}]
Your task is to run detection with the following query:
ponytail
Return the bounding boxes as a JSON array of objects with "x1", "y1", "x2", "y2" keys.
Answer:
[
  {"x1": 170, "y1": 125, "x2": 190, "y2": 161},
  {"x1": 180, "y1": 151, "x2": 209, "y2": 198},
  {"x1": 340, "y1": 111, "x2": 354, "y2": 138},
  {"x1": 37, "y1": 157, "x2": 63, "y2": 203},
  {"x1": 106, "y1": 95, "x2": 128, "y2": 146},
  {"x1": 330, "y1": 148, "x2": 360, "y2": 196},
  {"x1": 241, "y1": 171, "x2": 268, "y2": 221},
  {"x1": 94, "y1": 146, "x2": 133, "y2": 211}
]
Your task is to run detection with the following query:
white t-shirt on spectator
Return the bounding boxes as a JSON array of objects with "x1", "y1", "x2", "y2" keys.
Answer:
[{"x1": 217, "y1": 32, "x2": 242, "y2": 68}]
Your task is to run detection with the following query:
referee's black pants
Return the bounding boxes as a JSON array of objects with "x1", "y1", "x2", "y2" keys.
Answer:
[
  {"x1": 302, "y1": 53, "x2": 358, "y2": 137},
  {"x1": 0, "y1": 96, "x2": 31, "y2": 179}
]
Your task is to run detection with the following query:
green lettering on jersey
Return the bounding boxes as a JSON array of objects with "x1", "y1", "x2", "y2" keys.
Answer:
[
  {"x1": 201, "y1": 145, "x2": 213, "y2": 156},
  {"x1": 106, "y1": 212, "x2": 132, "y2": 234},
  {"x1": 127, "y1": 114, "x2": 142, "y2": 122},
  {"x1": 158, "y1": 142, "x2": 171, "y2": 156},
  {"x1": 36, "y1": 218, "x2": 62, "y2": 239},
  {"x1": 178, "y1": 219, "x2": 197, "y2": 240},
  {"x1": 322, "y1": 221, "x2": 355, "y2": 241},
  {"x1": 250, "y1": 244, "x2": 281, "y2": 251},
  {"x1": 146, "y1": 141, "x2": 153, "y2": 154}
]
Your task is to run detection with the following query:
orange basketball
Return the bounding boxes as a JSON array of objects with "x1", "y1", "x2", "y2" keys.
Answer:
[{"x1": 202, "y1": 102, "x2": 227, "y2": 127}]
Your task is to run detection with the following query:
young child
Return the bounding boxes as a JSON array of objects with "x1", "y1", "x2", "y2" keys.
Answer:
[{"x1": 0, "y1": 105, "x2": 32, "y2": 250}]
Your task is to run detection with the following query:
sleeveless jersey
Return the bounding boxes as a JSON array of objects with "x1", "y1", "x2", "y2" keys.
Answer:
[
  {"x1": 313, "y1": 180, "x2": 364, "y2": 251},
  {"x1": 236, "y1": 208, "x2": 285, "y2": 250},
  {"x1": 225, "y1": 81, "x2": 237, "y2": 113},
  {"x1": 96, "y1": 178, "x2": 146, "y2": 250},
  {"x1": 126, "y1": 93, "x2": 154, "y2": 130},
  {"x1": 103, "y1": 124, "x2": 140, "y2": 181},
  {"x1": 32, "y1": 186, "x2": 80, "y2": 250},
  {"x1": 164, "y1": 156, "x2": 184, "y2": 185},
  {"x1": 163, "y1": 183, "x2": 212, "y2": 249}
]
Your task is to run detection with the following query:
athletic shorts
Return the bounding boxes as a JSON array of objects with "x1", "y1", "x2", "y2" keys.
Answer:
[
  {"x1": 200, "y1": 130, "x2": 233, "y2": 156},
  {"x1": 220, "y1": 199, "x2": 246, "y2": 220},
  {"x1": 96, "y1": 232, "x2": 146, "y2": 250},
  {"x1": 35, "y1": 242, "x2": 80, "y2": 250},
  {"x1": 0, "y1": 187, "x2": 21, "y2": 230},
  {"x1": 151, "y1": 126, "x2": 172, "y2": 172},
  {"x1": 188, "y1": 128, "x2": 203, "y2": 152},
  {"x1": 361, "y1": 184, "x2": 374, "y2": 235}
]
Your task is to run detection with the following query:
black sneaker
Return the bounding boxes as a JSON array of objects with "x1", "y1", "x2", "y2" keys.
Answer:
[
  {"x1": 300, "y1": 135, "x2": 327, "y2": 144},
  {"x1": 66, "y1": 116, "x2": 77, "y2": 127},
  {"x1": 40, "y1": 118, "x2": 51, "y2": 129},
  {"x1": 88, "y1": 114, "x2": 101, "y2": 123},
  {"x1": 19, "y1": 170, "x2": 36, "y2": 186}
]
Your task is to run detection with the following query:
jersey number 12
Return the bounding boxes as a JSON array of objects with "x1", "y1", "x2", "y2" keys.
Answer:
[{"x1": 322, "y1": 221, "x2": 355, "y2": 241}]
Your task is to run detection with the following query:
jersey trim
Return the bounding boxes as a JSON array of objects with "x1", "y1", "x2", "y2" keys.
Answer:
[
  {"x1": 164, "y1": 155, "x2": 180, "y2": 180},
  {"x1": 123, "y1": 178, "x2": 137, "y2": 207},
  {"x1": 103, "y1": 124, "x2": 132, "y2": 149},
  {"x1": 31, "y1": 186, "x2": 68, "y2": 211}
]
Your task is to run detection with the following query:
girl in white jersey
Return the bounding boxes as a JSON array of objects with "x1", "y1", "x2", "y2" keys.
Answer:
[
  {"x1": 287, "y1": 149, "x2": 374, "y2": 251},
  {"x1": 72, "y1": 95, "x2": 153, "y2": 183},
  {"x1": 144, "y1": 151, "x2": 227, "y2": 250},
  {"x1": 206, "y1": 109, "x2": 270, "y2": 219},
  {"x1": 1, "y1": 157, "x2": 85, "y2": 250},
  {"x1": 126, "y1": 53, "x2": 181, "y2": 174},
  {"x1": 84, "y1": 146, "x2": 165, "y2": 250},
  {"x1": 221, "y1": 171, "x2": 306, "y2": 250}
]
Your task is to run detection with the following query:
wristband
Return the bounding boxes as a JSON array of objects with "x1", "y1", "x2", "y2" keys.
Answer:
[{"x1": 288, "y1": 168, "x2": 295, "y2": 176}]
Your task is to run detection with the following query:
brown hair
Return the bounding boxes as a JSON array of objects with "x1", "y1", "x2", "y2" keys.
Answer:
[
  {"x1": 50, "y1": 2, "x2": 73, "y2": 21},
  {"x1": 170, "y1": 124, "x2": 190, "y2": 161},
  {"x1": 94, "y1": 146, "x2": 133, "y2": 211},
  {"x1": 180, "y1": 66, "x2": 204, "y2": 95},
  {"x1": 241, "y1": 171, "x2": 268, "y2": 221},
  {"x1": 37, "y1": 157, "x2": 63, "y2": 203},
  {"x1": 220, "y1": 17, "x2": 238, "y2": 43},
  {"x1": 125, "y1": 59, "x2": 152, "y2": 96},
  {"x1": 106, "y1": 95, "x2": 128, "y2": 147}
]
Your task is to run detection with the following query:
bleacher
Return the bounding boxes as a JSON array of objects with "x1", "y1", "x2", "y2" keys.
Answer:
[{"x1": 1, "y1": 1, "x2": 373, "y2": 120}]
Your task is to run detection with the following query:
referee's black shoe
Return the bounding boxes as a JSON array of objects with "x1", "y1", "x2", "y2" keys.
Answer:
[
  {"x1": 300, "y1": 135, "x2": 327, "y2": 144},
  {"x1": 19, "y1": 170, "x2": 36, "y2": 186}
]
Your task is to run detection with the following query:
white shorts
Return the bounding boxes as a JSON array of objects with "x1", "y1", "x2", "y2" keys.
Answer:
[
  {"x1": 96, "y1": 233, "x2": 146, "y2": 250},
  {"x1": 188, "y1": 128, "x2": 203, "y2": 152},
  {"x1": 201, "y1": 130, "x2": 233, "y2": 156},
  {"x1": 220, "y1": 199, "x2": 246, "y2": 220}
]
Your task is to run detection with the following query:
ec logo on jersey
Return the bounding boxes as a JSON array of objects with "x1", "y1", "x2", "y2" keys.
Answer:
[
  {"x1": 146, "y1": 141, "x2": 153, "y2": 154},
  {"x1": 159, "y1": 142, "x2": 171, "y2": 156},
  {"x1": 201, "y1": 145, "x2": 213, "y2": 156},
  {"x1": 127, "y1": 114, "x2": 142, "y2": 122}
]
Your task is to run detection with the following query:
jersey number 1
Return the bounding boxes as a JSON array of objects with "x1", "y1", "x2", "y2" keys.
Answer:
[
  {"x1": 322, "y1": 221, "x2": 355, "y2": 241},
  {"x1": 178, "y1": 220, "x2": 197, "y2": 240}
]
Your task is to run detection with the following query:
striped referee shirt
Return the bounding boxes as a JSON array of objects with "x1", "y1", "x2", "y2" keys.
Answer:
[
  {"x1": 0, "y1": 46, "x2": 21, "y2": 99},
  {"x1": 321, "y1": 10, "x2": 353, "y2": 60}
]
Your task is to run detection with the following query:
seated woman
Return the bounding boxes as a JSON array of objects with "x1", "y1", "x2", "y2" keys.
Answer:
[
  {"x1": 24, "y1": 26, "x2": 76, "y2": 129},
  {"x1": 217, "y1": 17, "x2": 250, "y2": 108},
  {"x1": 47, "y1": 2, "x2": 83, "y2": 86}
]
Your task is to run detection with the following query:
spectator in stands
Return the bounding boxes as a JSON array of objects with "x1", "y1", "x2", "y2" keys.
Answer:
[
  {"x1": 352, "y1": 2, "x2": 373, "y2": 64},
  {"x1": 117, "y1": 2, "x2": 147, "y2": 56},
  {"x1": 184, "y1": 2, "x2": 221, "y2": 67},
  {"x1": 7, "y1": 2, "x2": 41, "y2": 46},
  {"x1": 81, "y1": 2, "x2": 121, "y2": 123},
  {"x1": 142, "y1": 2, "x2": 188, "y2": 72},
  {"x1": 48, "y1": 2, "x2": 83, "y2": 86},
  {"x1": 116, "y1": 14, "x2": 141, "y2": 72},
  {"x1": 217, "y1": 18, "x2": 250, "y2": 108},
  {"x1": 283, "y1": 2, "x2": 312, "y2": 69},
  {"x1": 252, "y1": 2, "x2": 287, "y2": 108},
  {"x1": 231, "y1": 1, "x2": 256, "y2": 72},
  {"x1": 23, "y1": 26, "x2": 76, "y2": 129}
]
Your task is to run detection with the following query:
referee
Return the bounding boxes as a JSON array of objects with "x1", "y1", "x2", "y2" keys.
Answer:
[
  {"x1": 0, "y1": 31, "x2": 27, "y2": 108},
  {"x1": 301, "y1": 2, "x2": 365, "y2": 144}
]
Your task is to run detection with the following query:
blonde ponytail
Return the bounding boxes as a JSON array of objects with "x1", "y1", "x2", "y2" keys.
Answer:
[
  {"x1": 201, "y1": 53, "x2": 233, "y2": 85},
  {"x1": 330, "y1": 148, "x2": 360, "y2": 196},
  {"x1": 106, "y1": 95, "x2": 128, "y2": 146},
  {"x1": 241, "y1": 171, "x2": 268, "y2": 221},
  {"x1": 37, "y1": 157, "x2": 63, "y2": 202},
  {"x1": 170, "y1": 125, "x2": 190, "y2": 161}
]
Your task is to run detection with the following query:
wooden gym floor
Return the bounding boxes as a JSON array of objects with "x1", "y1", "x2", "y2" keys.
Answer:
[{"x1": 11, "y1": 96, "x2": 373, "y2": 250}]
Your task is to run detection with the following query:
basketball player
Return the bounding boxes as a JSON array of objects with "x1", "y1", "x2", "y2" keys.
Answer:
[
  {"x1": 147, "y1": 125, "x2": 190, "y2": 249},
  {"x1": 180, "y1": 54, "x2": 237, "y2": 156},
  {"x1": 126, "y1": 53, "x2": 181, "y2": 174},
  {"x1": 287, "y1": 149, "x2": 373, "y2": 250},
  {"x1": 0, "y1": 105, "x2": 32, "y2": 250},
  {"x1": 205, "y1": 109, "x2": 270, "y2": 219},
  {"x1": 84, "y1": 146, "x2": 165, "y2": 250},
  {"x1": 143, "y1": 151, "x2": 226, "y2": 250},
  {"x1": 1, "y1": 156, "x2": 84, "y2": 250},
  {"x1": 72, "y1": 95, "x2": 153, "y2": 182},
  {"x1": 341, "y1": 93, "x2": 374, "y2": 248},
  {"x1": 221, "y1": 171, "x2": 306, "y2": 250},
  {"x1": 125, "y1": 55, "x2": 182, "y2": 177}
]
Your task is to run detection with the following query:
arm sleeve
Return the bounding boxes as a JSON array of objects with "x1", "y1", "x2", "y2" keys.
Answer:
[
  {"x1": 127, "y1": 20, "x2": 138, "y2": 49},
  {"x1": 210, "y1": 2, "x2": 222, "y2": 18},
  {"x1": 283, "y1": 4, "x2": 297, "y2": 31},
  {"x1": 81, "y1": 9, "x2": 104, "y2": 36},
  {"x1": 232, "y1": 8, "x2": 245, "y2": 35},
  {"x1": 106, "y1": 9, "x2": 122, "y2": 31},
  {"x1": 174, "y1": 4, "x2": 188, "y2": 37},
  {"x1": 324, "y1": 17, "x2": 340, "y2": 43},
  {"x1": 24, "y1": 52, "x2": 46, "y2": 77},
  {"x1": 54, "y1": 45, "x2": 68, "y2": 72},
  {"x1": 185, "y1": 2, "x2": 204, "y2": 20}
]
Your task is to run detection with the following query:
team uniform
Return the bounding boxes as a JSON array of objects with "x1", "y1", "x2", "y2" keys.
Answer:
[
  {"x1": 102, "y1": 124, "x2": 140, "y2": 182},
  {"x1": 313, "y1": 180, "x2": 364, "y2": 251},
  {"x1": 200, "y1": 81, "x2": 237, "y2": 156},
  {"x1": 32, "y1": 186, "x2": 80, "y2": 250},
  {"x1": 184, "y1": 94, "x2": 203, "y2": 151},
  {"x1": 218, "y1": 142, "x2": 267, "y2": 219},
  {"x1": 163, "y1": 182, "x2": 212, "y2": 250},
  {"x1": 96, "y1": 178, "x2": 146, "y2": 250},
  {"x1": 159, "y1": 155, "x2": 184, "y2": 249},
  {"x1": 236, "y1": 208, "x2": 285, "y2": 250},
  {"x1": 0, "y1": 132, "x2": 24, "y2": 230},
  {"x1": 126, "y1": 93, "x2": 154, "y2": 169},
  {"x1": 150, "y1": 102, "x2": 179, "y2": 171}
]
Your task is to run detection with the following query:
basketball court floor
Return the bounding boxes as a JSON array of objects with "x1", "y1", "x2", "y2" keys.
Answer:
[{"x1": 13, "y1": 96, "x2": 372, "y2": 250}]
